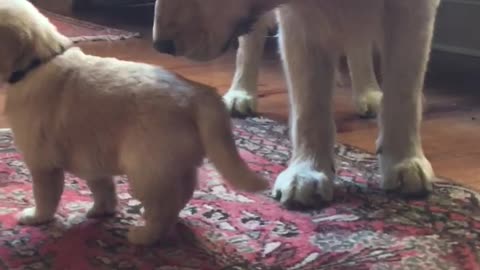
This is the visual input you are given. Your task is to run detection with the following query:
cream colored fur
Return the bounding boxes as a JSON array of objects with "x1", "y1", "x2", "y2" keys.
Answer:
[
  {"x1": 153, "y1": 0, "x2": 440, "y2": 207},
  {"x1": 0, "y1": 0, "x2": 267, "y2": 245},
  {"x1": 223, "y1": 11, "x2": 382, "y2": 118}
]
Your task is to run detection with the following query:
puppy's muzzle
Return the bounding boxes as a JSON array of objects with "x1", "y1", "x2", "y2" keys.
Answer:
[{"x1": 153, "y1": 40, "x2": 176, "y2": 55}]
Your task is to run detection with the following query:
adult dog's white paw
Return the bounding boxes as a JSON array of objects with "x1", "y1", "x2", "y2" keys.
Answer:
[
  {"x1": 272, "y1": 161, "x2": 334, "y2": 208},
  {"x1": 17, "y1": 207, "x2": 54, "y2": 225},
  {"x1": 223, "y1": 89, "x2": 257, "y2": 116},
  {"x1": 354, "y1": 89, "x2": 382, "y2": 118},
  {"x1": 380, "y1": 154, "x2": 434, "y2": 196}
]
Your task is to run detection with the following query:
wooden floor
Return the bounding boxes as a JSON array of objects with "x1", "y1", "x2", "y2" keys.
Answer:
[{"x1": 1, "y1": 6, "x2": 479, "y2": 191}]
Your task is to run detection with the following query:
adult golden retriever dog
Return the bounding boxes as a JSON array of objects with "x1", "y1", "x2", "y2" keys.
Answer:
[
  {"x1": 153, "y1": 0, "x2": 440, "y2": 207},
  {"x1": 0, "y1": 0, "x2": 267, "y2": 245},
  {"x1": 223, "y1": 11, "x2": 382, "y2": 118}
]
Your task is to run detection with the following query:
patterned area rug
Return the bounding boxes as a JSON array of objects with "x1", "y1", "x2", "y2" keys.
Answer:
[
  {"x1": 0, "y1": 118, "x2": 479, "y2": 269},
  {"x1": 42, "y1": 9, "x2": 140, "y2": 43}
]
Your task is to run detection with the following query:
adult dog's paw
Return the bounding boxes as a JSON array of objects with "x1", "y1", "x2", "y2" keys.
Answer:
[
  {"x1": 354, "y1": 88, "x2": 382, "y2": 118},
  {"x1": 380, "y1": 154, "x2": 434, "y2": 197},
  {"x1": 272, "y1": 161, "x2": 334, "y2": 209},
  {"x1": 223, "y1": 89, "x2": 257, "y2": 117}
]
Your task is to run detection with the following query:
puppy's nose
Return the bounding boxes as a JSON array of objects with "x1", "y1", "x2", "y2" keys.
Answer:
[{"x1": 153, "y1": 40, "x2": 176, "y2": 55}]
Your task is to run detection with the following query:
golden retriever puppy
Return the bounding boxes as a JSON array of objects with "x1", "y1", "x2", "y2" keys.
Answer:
[
  {"x1": 223, "y1": 11, "x2": 382, "y2": 118},
  {"x1": 153, "y1": 0, "x2": 440, "y2": 207},
  {"x1": 0, "y1": 0, "x2": 268, "y2": 245}
]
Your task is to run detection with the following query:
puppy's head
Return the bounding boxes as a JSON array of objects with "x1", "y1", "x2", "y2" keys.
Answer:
[
  {"x1": 0, "y1": 0, "x2": 71, "y2": 83},
  {"x1": 152, "y1": 0, "x2": 280, "y2": 61}
]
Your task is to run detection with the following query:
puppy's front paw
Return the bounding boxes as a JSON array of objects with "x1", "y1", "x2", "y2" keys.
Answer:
[
  {"x1": 223, "y1": 89, "x2": 257, "y2": 116},
  {"x1": 272, "y1": 161, "x2": 334, "y2": 208},
  {"x1": 17, "y1": 207, "x2": 54, "y2": 225},
  {"x1": 380, "y1": 154, "x2": 434, "y2": 197}
]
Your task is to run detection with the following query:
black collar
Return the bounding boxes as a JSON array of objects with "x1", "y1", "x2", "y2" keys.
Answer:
[
  {"x1": 7, "y1": 47, "x2": 69, "y2": 84},
  {"x1": 8, "y1": 59, "x2": 42, "y2": 84}
]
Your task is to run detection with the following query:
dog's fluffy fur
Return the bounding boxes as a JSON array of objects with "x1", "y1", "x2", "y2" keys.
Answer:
[
  {"x1": 0, "y1": 0, "x2": 267, "y2": 245},
  {"x1": 223, "y1": 11, "x2": 382, "y2": 118},
  {"x1": 153, "y1": 0, "x2": 440, "y2": 207}
]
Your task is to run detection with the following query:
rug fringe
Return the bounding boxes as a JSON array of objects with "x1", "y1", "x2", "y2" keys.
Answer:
[{"x1": 71, "y1": 33, "x2": 141, "y2": 43}]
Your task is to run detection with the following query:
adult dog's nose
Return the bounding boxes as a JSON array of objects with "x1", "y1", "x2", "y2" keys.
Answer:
[{"x1": 153, "y1": 40, "x2": 176, "y2": 55}]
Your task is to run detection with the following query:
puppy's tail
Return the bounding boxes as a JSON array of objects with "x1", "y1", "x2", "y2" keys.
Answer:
[{"x1": 194, "y1": 90, "x2": 269, "y2": 193}]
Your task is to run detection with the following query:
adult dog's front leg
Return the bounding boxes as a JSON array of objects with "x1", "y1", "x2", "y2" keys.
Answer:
[
  {"x1": 223, "y1": 13, "x2": 274, "y2": 116},
  {"x1": 347, "y1": 41, "x2": 382, "y2": 118},
  {"x1": 272, "y1": 8, "x2": 335, "y2": 208},
  {"x1": 378, "y1": 1, "x2": 440, "y2": 195}
]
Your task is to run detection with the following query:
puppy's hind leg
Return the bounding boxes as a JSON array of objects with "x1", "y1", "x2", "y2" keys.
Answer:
[
  {"x1": 272, "y1": 7, "x2": 336, "y2": 208},
  {"x1": 18, "y1": 168, "x2": 64, "y2": 225},
  {"x1": 86, "y1": 177, "x2": 117, "y2": 218},
  {"x1": 126, "y1": 169, "x2": 195, "y2": 245},
  {"x1": 378, "y1": 1, "x2": 440, "y2": 196},
  {"x1": 223, "y1": 12, "x2": 274, "y2": 116}
]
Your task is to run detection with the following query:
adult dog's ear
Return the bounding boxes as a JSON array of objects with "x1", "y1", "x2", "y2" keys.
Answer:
[
  {"x1": 233, "y1": 0, "x2": 283, "y2": 37},
  {"x1": 252, "y1": 0, "x2": 285, "y2": 15}
]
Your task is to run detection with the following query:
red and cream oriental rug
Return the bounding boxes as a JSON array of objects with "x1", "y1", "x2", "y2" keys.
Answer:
[{"x1": 0, "y1": 118, "x2": 479, "y2": 269}]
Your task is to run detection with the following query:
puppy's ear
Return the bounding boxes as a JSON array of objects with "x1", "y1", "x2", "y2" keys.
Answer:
[
  {"x1": 0, "y1": 25, "x2": 28, "y2": 79},
  {"x1": 30, "y1": 23, "x2": 72, "y2": 61}
]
